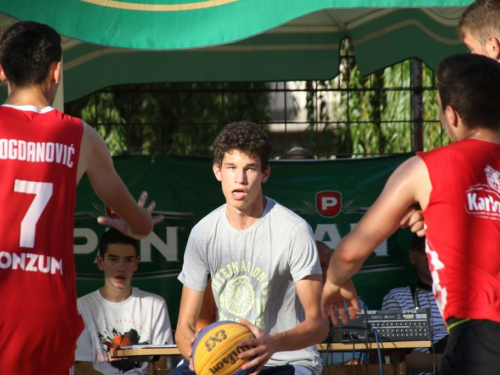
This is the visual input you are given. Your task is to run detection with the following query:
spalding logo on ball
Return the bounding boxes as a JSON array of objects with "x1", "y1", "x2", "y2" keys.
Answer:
[{"x1": 192, "y1": 321, "x2": 256, "y2": 375}]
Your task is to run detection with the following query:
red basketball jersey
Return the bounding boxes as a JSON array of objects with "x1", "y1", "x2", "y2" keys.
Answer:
[
  {"x1": 0, "y1": 105, "x2": 85, "y2": 374},
  {"x1": 418, "y1": 139, "x2": 500, "y2": 323}
]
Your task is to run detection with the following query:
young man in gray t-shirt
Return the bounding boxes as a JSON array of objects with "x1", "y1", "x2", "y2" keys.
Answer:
[{"x1": 176, "y1": 121, "x2": 328, "y2": 375}]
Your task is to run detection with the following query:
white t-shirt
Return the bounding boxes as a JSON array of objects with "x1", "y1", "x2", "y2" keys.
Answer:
[{"x1": 76, "y1": 287, "x2": 173, "y2": 374}]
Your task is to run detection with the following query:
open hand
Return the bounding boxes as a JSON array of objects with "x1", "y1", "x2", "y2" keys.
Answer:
[
  {"x1": 97, "y1": 191, "x2": 164, "y2": 238},
  {"x1": 321, "y1": 278, "x2": 360, "y2": 326}
]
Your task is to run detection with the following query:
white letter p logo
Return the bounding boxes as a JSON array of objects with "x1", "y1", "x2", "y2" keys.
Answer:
[
  {"x1": 322, "y1": 197, "x2": 338, "y2": 211},
  {"x1": 316, "y1": 191, "x2": 342, "y2": 218}
]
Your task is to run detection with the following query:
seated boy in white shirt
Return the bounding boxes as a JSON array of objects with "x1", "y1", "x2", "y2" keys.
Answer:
[{"x1": 75, "y1": 228, "x2": 174, "y2": 375}]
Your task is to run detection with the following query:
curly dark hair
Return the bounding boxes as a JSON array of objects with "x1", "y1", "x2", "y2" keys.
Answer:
[
  {"x1": 213, "y1": 122, "x2": 272, "y2": 171},
  {"x1": 0, "y1": 21, "x2": 62, "y2": 88}
]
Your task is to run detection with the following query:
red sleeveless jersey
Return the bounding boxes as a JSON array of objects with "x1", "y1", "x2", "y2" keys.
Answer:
[
  {"x1": 418, "y1": 139, "x2": 500, "y2": 323},
  {"x1": 0, "y1": 105, "x2": 85, "y2": 374}
]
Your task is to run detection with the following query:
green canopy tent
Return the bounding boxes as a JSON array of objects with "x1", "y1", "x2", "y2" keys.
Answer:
[{"x1": 0, "y1": 1, "x2": 471, "y2": 103}]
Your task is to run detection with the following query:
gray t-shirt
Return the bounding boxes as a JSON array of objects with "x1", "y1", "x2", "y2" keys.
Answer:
[{"x1": 178, "y1": 197, "x2": 322, "y2": 374}]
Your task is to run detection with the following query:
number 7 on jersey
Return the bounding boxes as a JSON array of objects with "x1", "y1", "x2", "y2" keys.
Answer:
[{"x1": 14, "y1": 179, "x2": 53, "y2": 248}]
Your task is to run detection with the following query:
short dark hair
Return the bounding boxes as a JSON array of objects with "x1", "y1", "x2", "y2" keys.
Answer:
[
  {"x1": 458, "y1": 0, "x2": 500, "y2": 44},
  {"x1": 213, "y1": 121, "x2": 272, "y2": 171},
  {"x1": 98, "y1": 228, "x2": 139, "y2": 258},
  {"x1": 0, "y1": 21, "x2": 62, "y2": 87},
  {"x1": 436, "y1": 54, "x2": 500, "y2": 130}
]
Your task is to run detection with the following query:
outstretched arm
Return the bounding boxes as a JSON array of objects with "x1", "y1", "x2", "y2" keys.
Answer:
[
  {"x1": 322, "y1": 156, "x2": 431, "y2": 325},
  {"x1": 77, "y1": 122, "x2": 157, "y2": 238}
]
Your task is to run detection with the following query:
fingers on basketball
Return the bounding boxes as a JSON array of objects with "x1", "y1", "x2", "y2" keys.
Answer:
[{"x1": 192, "y1": 321, "x2": 257, "y2": 375}]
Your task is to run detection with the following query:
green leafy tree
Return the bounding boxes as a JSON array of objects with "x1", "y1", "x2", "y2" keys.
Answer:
[
  {"x1": 65, "y1": 82, "x2": 271, "y2": 156},
  {"x1": 304, "y1": 38, "x2": 449, "y2": 157},
  {"x1": 66, "y1": 41, "x2": 449, "y2": 158}
]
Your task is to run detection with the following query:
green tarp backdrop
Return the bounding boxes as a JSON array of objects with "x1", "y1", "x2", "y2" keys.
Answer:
[
  {"x1": 75, "y1": 154, "x2": 415, "y2": 326},
  {"x1": 0, "y1": 0, "x2": 473, "y2": 50},
  {"x1": 0, "y1": 2, "x2": 471, "y2": 102}
]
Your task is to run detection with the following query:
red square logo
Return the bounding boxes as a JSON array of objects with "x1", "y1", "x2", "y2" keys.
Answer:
[{"x1": 316, "y1": 191, "x2": 342, "y2": 218}]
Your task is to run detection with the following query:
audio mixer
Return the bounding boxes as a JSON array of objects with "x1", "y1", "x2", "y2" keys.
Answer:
[{"x1": 330, "y1": 309, "x2": 431, "y2": 343}]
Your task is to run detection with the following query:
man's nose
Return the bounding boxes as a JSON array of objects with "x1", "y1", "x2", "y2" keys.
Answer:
[{"x1": 235, "y1": 169, "x2": 247, "y2": 184}]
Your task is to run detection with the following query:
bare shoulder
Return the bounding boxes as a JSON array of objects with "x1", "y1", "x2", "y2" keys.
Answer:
[
  {"x1": 80, "y1": 121, "x2": 108, "y2": 152},
  {"x1": 353, "y1": 155, "x2": 430, "y2": 239},
  {"x1": 388, "y1": 155, "x2": 431, "y2": 209},
  {"x1": 390, "y1": 155, "x2": 428, "y2": 181}
]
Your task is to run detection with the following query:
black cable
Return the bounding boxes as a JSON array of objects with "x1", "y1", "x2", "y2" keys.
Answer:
[
  {"x1": 372, "y1": 329, "x2": 384, "y2": 375},
  {"x1": 323, "y1": 325, "x2": 339, "y2": 375},
  {"x1": 324, "y1": 342, "x2": 331, "y2": 375},
  {"x1": 348, "y1": 334, "x2": 355, "y2": 375},
  {"x1": 325, "y1": 296, "x2": 370, "y2": 374},
  {"x1": 357, "y1": 295, "x2": 369, "y2": 375}
]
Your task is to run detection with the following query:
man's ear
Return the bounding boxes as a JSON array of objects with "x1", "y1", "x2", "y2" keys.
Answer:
[
  {"x1": 487, "y1": 36, "x2": 500, "y2": 61},
  {"x1": 54, "y1": 61, "x2": 62, "y2": 83},
  {"x1": 48, "y1": 61, "x2": 61, "y2": 84},
  {"x1": 445, "y1": 105, "x2": 459, "y2": 128},
  {"x1": 213, "y1": 163, "x2": 222, "y2": 181},
  {"x1": 261, "y1": 165, "x2": 271, "y2": 183},
  {"x1": 134, "y1": 256, "x2": 140, "y2": 271},
  {"x1": 97, "y1": 255, "x2": 105, "y2": 271},
  {"x1": 0, "y1": 64, "x2": 8, "y2": 83}
]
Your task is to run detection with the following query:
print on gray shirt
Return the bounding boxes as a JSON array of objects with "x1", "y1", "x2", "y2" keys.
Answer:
[{"x1": 178, "y1": 197, "x2": 323, "y2": 374}]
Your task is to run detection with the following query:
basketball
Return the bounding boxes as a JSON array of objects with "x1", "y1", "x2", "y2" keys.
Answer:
[{"x1": 192, "y1": 321, "x2": 256, "y2": 375}]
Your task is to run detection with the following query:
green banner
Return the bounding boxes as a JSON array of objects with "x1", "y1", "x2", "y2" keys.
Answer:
[{"x1": 75, "y1": 154, "x2": 417, "y2": 326}]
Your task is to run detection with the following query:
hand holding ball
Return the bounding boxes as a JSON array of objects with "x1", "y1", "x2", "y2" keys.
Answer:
[{"x1": 192, "y1": 321, "x2": 257, "y2": 375}]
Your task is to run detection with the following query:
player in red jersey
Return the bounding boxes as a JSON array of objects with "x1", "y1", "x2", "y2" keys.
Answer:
[
  {"x1": 322, "y1": 54, "x2": 500, "y2": 375},
  {"x1": 0, "y1": 21, "x2": 159, "y2": 375}
]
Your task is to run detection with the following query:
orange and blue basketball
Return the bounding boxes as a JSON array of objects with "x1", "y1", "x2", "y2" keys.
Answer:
[{"x1": 192, "y1": 321, "x2": 256, "y2": 375}]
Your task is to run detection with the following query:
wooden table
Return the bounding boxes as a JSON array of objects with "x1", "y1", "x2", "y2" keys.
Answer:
[
  {"x1": 109, "y1": 341, "x2": 431, "y2": 375},
  {"x1": 318, "y1": 342, "x2": 431, "y2": 375},
  {"x1": 109, "y1": 346, "x2": 180, "y2": 375}
]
